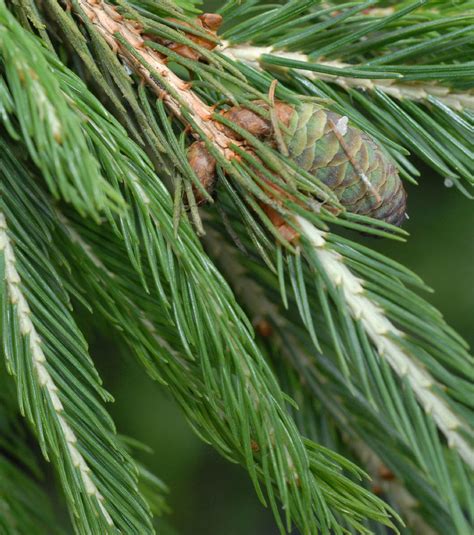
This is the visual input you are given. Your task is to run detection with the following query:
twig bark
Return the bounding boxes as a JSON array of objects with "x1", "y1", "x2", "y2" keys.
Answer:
[{"x1": 77, "y1": 0, "x2": 238, "y2": 158}]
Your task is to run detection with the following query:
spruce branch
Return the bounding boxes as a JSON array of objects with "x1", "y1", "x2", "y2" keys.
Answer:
[
  {"x1": 202, "y1": 223, "x2": 471, "y2": 533},
  {"x1": 0, "y1": 142, "x2": 154, "y2": 534},
  {"x1": 0, "y1": 211, "x2": 113, "y2": 529},
  {"x1": 0, "y1": 1, "x2": 126, "y2": 218},
  {"x1": 277, "y1": 329, "x2": 473, "y2": 535},
  {"x1": 278, "y1": 364, "x2": 441, "y2": 535},
  {"x1": 1, "y1": 0, "x2": 472, "y2": 532},
  {"x1": 0, "y1": 216, "x2": 113, "y2": 520},
  {"x1": 218, "y1": 0, "x2": 474, "y2": 189},
  {"x1": 64, "y1": 0, "x2": 472, "y2": 472},
  {"x1": 296, "y1": 215, "x2": 473, "y2": 469},
  {"x1": 76, "y1": 0, "x2": 235, "y2": 155},
  {"x1": 221, "y1": 45, "x2": 474, "y2": 111},
  {"x1": 71, "y1": 0, "x2": 336, "y2": 211},
  {"x1": 6, "y1": 77, "x2": 396, "y2": 529},
  {"x1": 0, "y1": 39, "x2": 398, "y2": 529},
  {"x1": 54, "y1": 207, "x2": 400, "y2": 534}
]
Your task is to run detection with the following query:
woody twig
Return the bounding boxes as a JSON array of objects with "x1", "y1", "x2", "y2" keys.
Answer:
[
  {"x1": 74, "y1": 0, "x2": 306, "y2": 240},
  {"x1": 77, "y1": 0, "x2": 238, "y2": 159}
]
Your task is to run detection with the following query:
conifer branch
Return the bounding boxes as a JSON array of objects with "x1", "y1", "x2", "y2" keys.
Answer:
[
  {"x1": 72, "y1": 0, "x2": 339, "y2": 212},
  {"x1": 56, "y1": 200, "x2": 398, "y2": 535},
  {"x1": 218, "y1": 0, "x2": 474, "y2": 189},
  {"x1": 1, "y1": 0, "x2": 472, "y2": 532},
  {"x1": 1, "y1": 214, "x2": 105, "y2": 510},
  {"x1": 0, "y1": 142, "x2": 155, "y2": 534},
  {"x1": 1, "y1": 58, "x2": 397, "y2": 529},
  {"x1": 0, "y1": 212, "x2": 113, "y2": 527},
  {"x1": 280, "y1": 362, "x2": 441, "y2": 535},
  {"x1": 70, "y1": 0, "x2": 474, "y2": 480},
  {"x1": 76, "y1": 0, "x2": 237, "y2": 157},
  {"x1": 203, "y1": 223, "x2": 471, "y2": 533},
  {"x1": 296, "y1": 215, "x2": 473, "y2": 469},
  {"x1": 0, "y1": 1, "x2": 126, "y2": 218},
  {"x1": 221, "y1": 44, "x2": 474, "y2": 111}
]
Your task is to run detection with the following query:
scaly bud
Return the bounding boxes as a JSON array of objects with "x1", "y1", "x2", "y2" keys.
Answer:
[
  {"x1": 162, "y1": 14, "x2": 222, "y2": 61},
  {"x1": 187, "y1": 141, "x2": 217, "y2": 204}
]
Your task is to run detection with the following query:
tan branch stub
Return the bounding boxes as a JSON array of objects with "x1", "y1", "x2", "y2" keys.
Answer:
[{"x1": 220, "y1": 43, "x2": 474, "y2": 111}]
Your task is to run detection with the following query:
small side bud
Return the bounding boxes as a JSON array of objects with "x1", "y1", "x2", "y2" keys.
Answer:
[
  {"x1": 272, "y1": 101, "x2": 294, "y2": 127},
  {"x1": 187, "y1": 141, "x2": 217, "y2": 205},
  {"x1": 371, "y1": 484, "x2": 384, "y2": 496},
  {"x1": 198, "y1": 13, "x2": 223, "y2": 32},
  {"x1": 220, "y1": 106, "x2": 272, "y2": 140},
  {"x1": 164, "y1": 14, "x2": 222, "y2": 61},
  {"x1": 219, "y1": 101, "x2": 294, "y2": 141},
  {"x1": 255, "y1": 318, "x2": 273, "y2": 337},
  {"x1": 378, "y1": 466, "x2": 395, "y2": 481},
  {"x1": 250, "y1": 439, "x2": 260, "y2": 453},
  {"x1": 261, "y1": 203, "x2": 300, "y2": 243}
]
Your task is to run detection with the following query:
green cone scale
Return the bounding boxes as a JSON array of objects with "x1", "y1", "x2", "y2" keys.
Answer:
[{"x1": 283, "y1": 103, "x2": 407, "y2": 226}]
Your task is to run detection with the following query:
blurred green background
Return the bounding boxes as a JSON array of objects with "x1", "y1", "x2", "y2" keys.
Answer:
[{"x1": 90, "y1": 168, "x2": 473, "y2": 535}]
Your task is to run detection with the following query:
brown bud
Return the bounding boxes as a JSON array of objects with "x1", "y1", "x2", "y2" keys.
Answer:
[
  {"x1": 378, "y1": 466, "x2": 395, "y2": 481},
  {"x1": 258, "y1": 176, "x2": 300, "y2": 243},
  {"x1": 167, "y1": 43, "x2": 201, "y2": 61},
  {"x1": 220, "y1": 106, "x2": 272, "y2": 140},
  {"x1": 272, "y1": 101, "x2": 294, "y2": 127},
  {"x1": 265, "y1": 206, "x2": 300, "y2": 242},
  {"x1": 255, "y1": 319, "x2": 273, "y2": 337},
  {"x1": 237, "y1": 153, "x2": 301, "y2": 243},
  {"x1": 251, "y1": 440, "x2": 260, "y2": 453},
  {"x1": 198, "y1": 13, "x2": 223, "y2": 32},
  {"x1": 219, "y1": 101, "x2": 294, "y2": 141},
  {"x1": 165, "y1": 14, "x2": 221, "y2": 61},
  {"x1": 371, "y1": 484, "x2": 384, "y2": 496},
  {"x1": 187, "y1": 141, "x2": 217, "y2": 204},
  {"x1": 242, "y1": 99, "x2": 294, "y2": 126}
]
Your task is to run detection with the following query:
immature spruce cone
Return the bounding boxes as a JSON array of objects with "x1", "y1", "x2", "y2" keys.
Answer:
[
  {"x1": 221, "y1": 102, "x2": 407, "y2": 226},
  {"x1": 283, "y1": 103, "x2": 407, "y2": 226}
]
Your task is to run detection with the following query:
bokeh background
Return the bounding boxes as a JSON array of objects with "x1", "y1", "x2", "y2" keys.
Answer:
[{"x1": 90, "y1": 165, "x2": 473, "y2": 535}]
